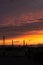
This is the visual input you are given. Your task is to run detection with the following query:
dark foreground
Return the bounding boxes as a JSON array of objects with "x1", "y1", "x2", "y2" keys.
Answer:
[{"x1": 0, "y1": 45, "x2": 43, "y2": 65}]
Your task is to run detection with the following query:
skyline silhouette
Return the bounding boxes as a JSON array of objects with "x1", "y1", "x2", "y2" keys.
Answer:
[{"x1": 0, "y1": 35, "x2": 42, "y2": 46}]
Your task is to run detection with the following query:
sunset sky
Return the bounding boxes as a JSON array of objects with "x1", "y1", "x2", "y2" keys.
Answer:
[{"x1": 0, "y1": 0, "x2": 43, "y2": 45}]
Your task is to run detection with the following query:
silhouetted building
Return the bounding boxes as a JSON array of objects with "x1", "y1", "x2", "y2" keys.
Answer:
[{"x1": 3, "y1": 36, "x2": 5, "y2": 45}]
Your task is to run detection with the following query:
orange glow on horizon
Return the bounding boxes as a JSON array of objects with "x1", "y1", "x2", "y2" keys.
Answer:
[{"x1": 0, "y1": 30, "x2": 43, "y2": 45}]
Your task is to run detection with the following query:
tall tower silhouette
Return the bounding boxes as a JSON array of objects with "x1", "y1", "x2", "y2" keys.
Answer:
[
  {"x1": 12, "y1": 40, "x2": 13, "y2": 46},
  {"x1": 23, "y1": 40, "x2": 25, "y2": 46},
  {"x1": 3, "y1": 36, "x2": 5, "y2": 45}
]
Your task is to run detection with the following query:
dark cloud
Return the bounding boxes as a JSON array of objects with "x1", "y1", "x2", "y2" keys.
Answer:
[
  {"x1": 0, "y1": 21, "x2": 43, "y2": 39},
  {"x1": 0, "y1": 0, "x2": 43, "y2": 26},
  {"x1": 0, "y1": 0, "x2": 43, "y2": 16},
  {"x1": 37, "y1": 18, "x2": 43, "y2": 20}
]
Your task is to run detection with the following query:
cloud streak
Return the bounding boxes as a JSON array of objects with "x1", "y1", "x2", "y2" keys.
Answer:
[{"x1": 0, "y1": 21, "x2": 43, "y2": 39}]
